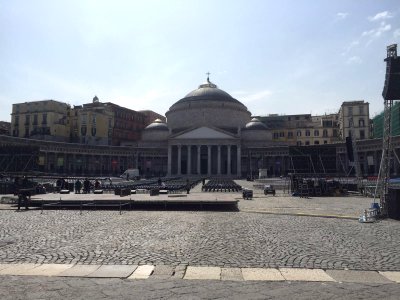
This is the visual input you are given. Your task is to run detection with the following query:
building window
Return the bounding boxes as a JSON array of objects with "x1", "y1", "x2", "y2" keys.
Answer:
[
  {"x1": 360, "y1": 130, "x2": 365, "y2": 140},
  {"x1": 92, "y1": 114, "x2": 96, "y2": 124},
  {"x1": 273, "y1": 132, "x2": 279, "y2": 139},
  {"x1": 14, "y1": 116, "x2": 19, "y2": 126},
  {"x1": 296, "y1": 141, "x2": 302, "y2": 146},
  {"x1": 314, "y1": 130, "x2": 319, "y2": 136},
  {"x1": 24, "y1": 127, "x2": 29, "y2": 137},
  {"x1": 279, "y1": 132, "x2": 284, "y2": 137},
  {"x1": 333, "y1": 129, "x2": 338, "y2": 137},
  {"x1": 81, "y1": 126, "x2": 87, "y2": 136},
  {"x1": 306, "y1": 130, "x2": 310, "y2": 137},
  {"x1": 323, "y1": 129, "x2": 328, "y2": 137},
  {"x1": 359, "y1": 106, "x2": 364, "y2": 114},
  {"x1": 348, "y1": 106, "x2": 353, "y2": 116},
  {"x1": 314, "y1": 141, "x2": 319, "y2": 145},
  {"x1": 324, "y1": 140, "x2": 328, "y2": 144},
  {"x1": 359, "y1": 119, "x2": 365, "y2": 127},
  {"x1": 33, "y1": 114, "x2": 38, "y2": 125},
  {"x1": 305, "y1": 141, "x2": 310, "y2": 145},
  {"x1": 25, "y1": 115, "x2": 30, "y2": 126},
  {"x1": 297, "y1": 130, "x2": 302, "y2": 137},
  {"x1": 81, "y1": 114, "x2": 87, "y2": 125},
  {"x1": 91, "y1": 127, "x2": 96, "y2": 136},
  {"x1": 42, "y1": 114, "x2": 47, "y2": 125},
  {"x1": 288, "y1": 131, "x2": 293, "y2": 138}
]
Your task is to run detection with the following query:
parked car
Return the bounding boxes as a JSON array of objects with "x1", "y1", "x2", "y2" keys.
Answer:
[{"x1": 264, "y1": 184, "x2": 276, "y2": 196}]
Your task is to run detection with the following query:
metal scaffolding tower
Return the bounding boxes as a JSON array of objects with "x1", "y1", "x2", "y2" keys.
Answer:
[{"x1": 378, "y1": 44, "x2": 400, "y2": 217}]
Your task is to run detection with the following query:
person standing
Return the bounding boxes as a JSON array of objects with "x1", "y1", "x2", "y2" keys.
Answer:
[
  {"x1": 186, "y1": 179, "x2": 190, "y2": 194},
  {"x1": 75, "y1": 179, "x2": 82, "y2": 194}
]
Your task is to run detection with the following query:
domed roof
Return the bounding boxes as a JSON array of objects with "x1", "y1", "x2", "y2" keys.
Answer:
[
  {"x1": 173, "y1": 77, "x2": 243, "y2": 105},
  {"x1": 145, "y1": 119, "x2": 169, "y2": 131},
  {"x1": 244, "y1": 118, "x2": 268, "y2": 130}
]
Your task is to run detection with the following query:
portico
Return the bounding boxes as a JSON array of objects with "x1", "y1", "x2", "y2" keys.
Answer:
[{"x1": 167, "y1": 127, "x2": 241, "y2": 177}]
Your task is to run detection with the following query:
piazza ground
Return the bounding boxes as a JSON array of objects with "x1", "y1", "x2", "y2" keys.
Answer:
[{"x1": 0, "y1": 180, "x2": 400, "y2": 299}]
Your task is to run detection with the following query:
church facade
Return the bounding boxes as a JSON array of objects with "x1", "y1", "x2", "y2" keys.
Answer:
[
  {"x1": 2, "y1": 77, "x2": 400, "y2": 178},
  {"x1": 139, "y1": 77, "x2": 276, "y2": 177}
]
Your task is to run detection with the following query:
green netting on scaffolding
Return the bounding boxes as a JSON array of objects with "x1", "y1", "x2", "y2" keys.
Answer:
[{"x1": 372, "y1": 101, "x2": 400, "y2": 138}]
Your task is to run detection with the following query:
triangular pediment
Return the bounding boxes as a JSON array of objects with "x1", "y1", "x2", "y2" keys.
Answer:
[{"x1": 173, "y1": 127, "x2": 235, "y2": 139}]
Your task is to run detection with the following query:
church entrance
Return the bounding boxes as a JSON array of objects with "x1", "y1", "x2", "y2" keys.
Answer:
[{"x1": 200, "y1": 145, "x2": 208, "y2": 175}]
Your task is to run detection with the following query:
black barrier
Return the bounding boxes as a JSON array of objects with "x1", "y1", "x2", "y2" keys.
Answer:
[
  {"x1": 388, "y1": 188, "x2": 400, "y2": 220},
  {"x1": 150, "y1": 189, "x2": 159, "y2": 196}
]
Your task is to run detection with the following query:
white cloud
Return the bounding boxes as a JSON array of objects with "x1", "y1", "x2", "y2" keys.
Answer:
[
  {"x1": 361, "y1": 21, "x2": 392, "y2": 46},
  {"x1": 336, "y1": 12, "x2": 349, "y2": 20},
  {"x1": 362, "y1": 22, "x2": 391, "y2": 38},
  {"x1": 347, "y1": 56, "x2": 362, "y2": 64},
  {"x1": 394, "y1": 28, "x2": 400, "y2": 39},
  {"x1": 234, "y1": 90, "x2": 273, "y2": 104},
  {"x1": 368, "y1": 11, "x2": 393, "y2": 22},
  {"x1": 342, "y1": 40, "x2": 359, "y2": 56}
]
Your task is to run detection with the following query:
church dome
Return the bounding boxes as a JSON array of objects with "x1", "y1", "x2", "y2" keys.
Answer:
[
  {"x1": 145, "y1": 119, "x2": 169, "y2": 131},
  {"x1": 166, "y1": 76, "x2": 251, "y2": 133},
  {"x1": 175, "y1": 79, "x2": 242, "y2": 105},
  {"x1": 244, "y1": 118, "x2": 268, "y2": 130}
]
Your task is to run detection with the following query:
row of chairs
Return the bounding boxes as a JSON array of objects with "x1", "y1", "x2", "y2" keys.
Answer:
[{"x1": 202, "y1": 179, "x2": 242, "y2": 192}]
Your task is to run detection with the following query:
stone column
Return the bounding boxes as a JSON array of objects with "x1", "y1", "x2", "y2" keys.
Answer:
[
  {"x1": 177, "y1": 145, "x2": 182, "y2": 175},
  {"x1": 187, "y1": 145, "x2": 191, "y2": 175},
  {"x1": 227, "y1": 145, "x2": 231, "y2": 176},
  {"x1": 237, "y1": 145, "x2": 241, "y2": 178},
  {"x1": 197, "y1": 145, "x2": 201, "y2": 175},
  {"x1": 217, "y1": 145, "x2": 221, "y2": 175},
  {"x1": 207, "y1": 145, "x2": 212, "y2": 176},
  {"x1": 167, "y1": 145, "x2": 172, "y2": 176}
]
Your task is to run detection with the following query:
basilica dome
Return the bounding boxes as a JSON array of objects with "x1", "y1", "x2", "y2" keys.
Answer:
[
  {"x1": 166, "y1": 77, "x2": 251, "y2": 133},
  {"x1": 244, "y1": 118, "x2": 268, "y2": 130},
  {"x1": 144, "y1": 119, "x2": 169, "y2": 131}
]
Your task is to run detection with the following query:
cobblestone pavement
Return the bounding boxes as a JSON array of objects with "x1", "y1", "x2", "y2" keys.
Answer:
[
  {"x1": 0, "y1": 209, "x2": 399, "y2": 271},
  {"x1": 0, "y1": 275, "x2": 399, "y2": 300},
  {"x1": 236, "y1": 179, "x2": 374, "y2": 218}
]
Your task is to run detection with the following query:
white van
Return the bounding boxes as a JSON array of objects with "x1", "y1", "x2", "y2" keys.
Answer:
[{"x1": 120, "y1": 169, "x2": 140, "y2": 180}]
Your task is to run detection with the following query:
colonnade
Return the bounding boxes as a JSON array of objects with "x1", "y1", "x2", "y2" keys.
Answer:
[{"x1": 167, "y1": 144, "x2": 241, "y2": 177}]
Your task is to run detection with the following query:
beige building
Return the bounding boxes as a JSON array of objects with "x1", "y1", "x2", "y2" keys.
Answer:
[
  {"x1": 70, "y1": 97, "x2": 114, "y2": 145},
  {"x1": 11, "y1": 97, "x2": 164, "y2": 146},
  {"x1": 338, "y1": 100, "x2": 370, "y2": 140},
  {"x1": 11, "y1": 100, "x2": 71, "y2": 142},
  {"x1": 255, "y1": 113, "x2": 339, "y2": 146}
]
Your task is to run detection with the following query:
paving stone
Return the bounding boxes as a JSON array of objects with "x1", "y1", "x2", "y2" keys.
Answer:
[
  {"x1": 87, "y1": 265, "x2": 137, "y2": 278},
  {"x1": 221, "y1": 268, "x2": 243, "y2": 281},
  {"x1": 241, "y1": 268, "x2": 284, "y2": 281},
  {"x1": 1, "y1": 205, "x2": 400, "y2": 271},
  {"x1": 379, "y1": 271, "x2": 400, "y2": 283},
  {"x1": 279, "y1": 268, "x2": 335, "y2": 282},
  {"x1": 128, "y1": 265, "x2": 155, "y2": 279},
  {"x1": 325, "y1": 270, "x2": 392, "y2": 284},
  {"x1": 184, "y1": 266, "x2": 221, "y2": 280},
  {"x1": 20, "y1": 264, "x2": 74, "y2": 276},
  {"x1": 172, "y1": 265, "x2": 186, "y2": 279},
  {"x1": 58, "y1": 264, "x2": 101, "y2": 277},
  {"x1": 0, "y1": 264, "x2": 11, "y2": 271},
  {"x1": 0, "y1": 263, "x2": 40, "y2": 275},
  {"x1": 151, "y1": 265, "x2": 175, "y2": 278}
]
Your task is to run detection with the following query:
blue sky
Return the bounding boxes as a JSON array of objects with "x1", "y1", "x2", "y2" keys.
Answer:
[{"x1": 1, "y1": 0, "x2": 399, "y2": 122}]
